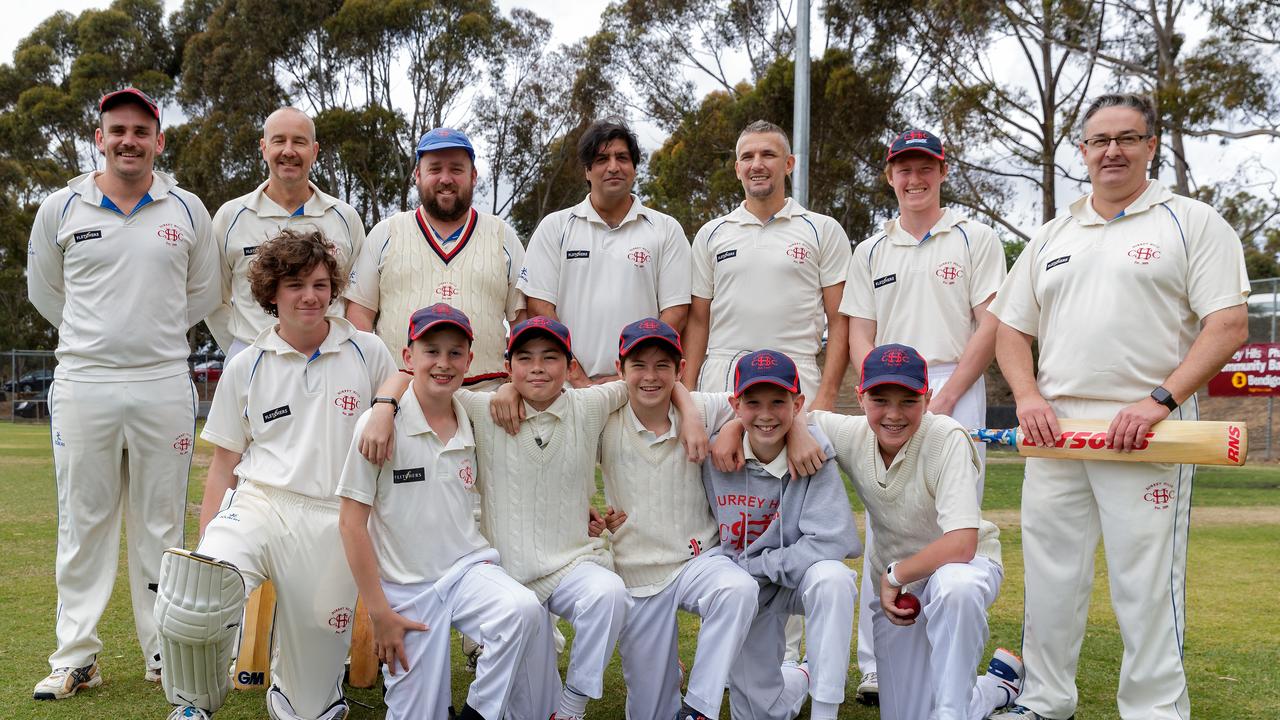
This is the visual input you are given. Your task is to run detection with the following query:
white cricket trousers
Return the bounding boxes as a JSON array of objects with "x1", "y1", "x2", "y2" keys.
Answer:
[
  {"x1": 727, "y1": 560, "x2": 857, "y2": 720},
  {"x1": 198, "y1": 482, "x2": 357, "y2": 719},
  {"x1": 380, "y1": 550, "x2": 555, "y2": 720},
  {"x1": 541, "y1": 561, "x2": 632, "y2": 698},
  {"x1": 873, "y1": 557, "x2": 1009, "y2": 720},
  {"x1": 856, "y1": 362, "x2": 987, "y2": 675},
  {"x1": 48, "y1": 374, "x2": 196, "y2": 672},
  {"x1": 1017, "y1": 397, "x2": 1194, "y2": 720},
  {"x1": 618, "y1": 553, "x2": 759, "y2": 719}
]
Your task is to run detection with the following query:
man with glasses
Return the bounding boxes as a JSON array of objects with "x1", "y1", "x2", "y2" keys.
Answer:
[{"x1": 988, "y1": 93, "x2": 1249, "y2": 720}]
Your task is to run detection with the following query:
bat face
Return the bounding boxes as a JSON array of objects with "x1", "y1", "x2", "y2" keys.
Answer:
[{"x1": 973, "y1": 420, "x2": 1247, "y2": 466}]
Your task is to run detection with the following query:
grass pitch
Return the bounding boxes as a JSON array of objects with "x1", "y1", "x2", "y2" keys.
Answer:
[{"x1": 2, "y1": 424, "x2": 1278, "y2": 718}]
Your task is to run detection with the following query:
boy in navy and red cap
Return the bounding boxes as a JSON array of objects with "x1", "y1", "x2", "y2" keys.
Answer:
[
  {"x1": 338, "y1": 304, "x2": 551, "y2": 720},
  {"x1": 839, "y1": 127, "x2": 1007, "y2": 705},
  {"x1": 796, "y1": 343, "x2": 1021, "y2": 720},
  {"x1": 700, "y1": 350, "x2": 859, "y2": 720}
]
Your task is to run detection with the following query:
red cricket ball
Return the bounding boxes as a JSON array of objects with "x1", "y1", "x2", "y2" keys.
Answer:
[{"x1": 894, "y1": 592, "x2": 921, "y2": 618}]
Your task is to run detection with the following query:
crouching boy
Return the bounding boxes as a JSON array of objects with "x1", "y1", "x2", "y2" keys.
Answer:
[{"x1": 337, "y1": 304, "x2": 551, "y2": 720}]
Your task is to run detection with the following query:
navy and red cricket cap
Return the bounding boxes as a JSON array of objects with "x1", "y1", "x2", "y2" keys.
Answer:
[
  {"x1": 507, "y1": 316, "x2": 573, "y2": 359},
  {"x1": 619, "y1": 317, "x2": 683, "y2": 358},
  {"x1": 858, "y1": 343, "x2": 929, "y2": 394},
  {"x1": 416, "y1": 127, "x2": 475, "y2": 161},
  {"x1": 886, "y1": 129, "x2": 945, "y2": 163},
  {"x1": 733, "y1": 350, "x2": 800, "y2": 397},
  {"x1": 408, "y1": 303, "x2": 474, "y2": 343},
  {"x1": 99, "y1": 87, "x2": 160, "y2": 121}
]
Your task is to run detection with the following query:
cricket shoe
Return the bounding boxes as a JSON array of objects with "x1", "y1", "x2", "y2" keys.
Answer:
[
  {"x1": 854, "y1": 671, "x2": 878, "y2": 706},
  {"x1": 167, "y1": 707, "x2": 211, "y2": 720},
  {"x1": 145, "y1": 666, "x2": 162, "y2": 683},
  {"x1": 33, "y1": 662, "x2": 102, "y2": 700},
  {"x1": 984, "y1": 648, "x2": 1024, "y2": 708},
  {"x1": 674, "y1": 701, "x2": 710, "y2": 720},
  {"x1": 988, "y1": 705, "x2": 1075, "y2": 720}
]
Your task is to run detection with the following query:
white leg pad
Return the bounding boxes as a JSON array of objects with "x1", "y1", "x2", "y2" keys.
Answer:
[
  {"x1": 154, "y1": 548, "x2": 246, "y2": 712},
  {"x1": 267, "y1": 685, "x2": 349, "y2": 720}
]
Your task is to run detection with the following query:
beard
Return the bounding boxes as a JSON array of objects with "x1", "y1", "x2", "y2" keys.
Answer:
[{"x1": 420, "y1": 183, "x2": 473, "y2": 222}]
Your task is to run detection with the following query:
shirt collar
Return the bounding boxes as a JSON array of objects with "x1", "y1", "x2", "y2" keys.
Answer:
[
  {"x1": 253, "y1": 317, "x2": 358, "y2": 356},
  {"x1": 571, "y1": 193, "x2": 650, "y2": 228},
  {"x1": 743, "y1": 436, "x2": 790, "y2": 479},
  {"x1": 245, "y1": 179, "x2": 338, "y2": 218},
  {"x1": 524, "y1": 391, "x2": 569, "y2": 420},
  {"x1": 70, "y1": 170, "x2": 177, "y2": 206},
  {"x1": 726, "y1": 196, "x2": 803, "y2": 226},
  {"x1": 625, "y1": 403, "x2": 680, "y2": 443},
  {"x1": 1069, "y1": 180, "x2": 1173, "y2": 226},
  {"x1": 883, "y1": 207, "x2": 963, "y2": 246},
  {"x1": 398, "y1": 386, "x2": 476, "y2": 447}
]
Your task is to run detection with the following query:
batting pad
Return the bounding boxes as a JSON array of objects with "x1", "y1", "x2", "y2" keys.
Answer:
[{"x1": 155, "y1": 548, "x2": 246, "y2": 712}]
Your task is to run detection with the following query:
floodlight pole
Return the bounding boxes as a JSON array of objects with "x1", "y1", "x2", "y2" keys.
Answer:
[{"x1": 793, "y1": 0, "x2": 810, "y2": 207}]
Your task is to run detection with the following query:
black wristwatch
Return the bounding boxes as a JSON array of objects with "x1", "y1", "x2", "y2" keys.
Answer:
[
  {"x1": 1150, "y1": 386, "x2": 1178, "y2": 411},
  {"x1": 372, "y1": 396, "x2": 400, "y2": 415}
]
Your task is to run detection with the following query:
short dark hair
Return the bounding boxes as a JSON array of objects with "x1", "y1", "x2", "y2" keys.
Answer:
[
  {"x1": 619, "y1": 338, "x2": 683, "y2": 366},
  {"x1": 737, "y1": 120, "x2": 792, "y2": 155},
  {"x1": 248, "y1": 229, "x2": 345, "y2": 317},
  {"x1": 577, "y1": 119, "x2": 641, "y2": 170},
  {"x1": 1082, "y1": 93, "x2": 1157, "y2": 136}
]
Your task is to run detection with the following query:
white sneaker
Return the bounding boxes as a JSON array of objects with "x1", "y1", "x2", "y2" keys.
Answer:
[
  {"x1": 855, "y1": 671, "x2": 878, "y2": 706},
  {"x1": 145, "y1": 667, "x2": 162, "y2": 683},
  {"x1": 167, "y1": 707, "x2": 211, "y2": 720},
  {"x1": 33, "y1": 663, "x2": 102, "y2": 700}
]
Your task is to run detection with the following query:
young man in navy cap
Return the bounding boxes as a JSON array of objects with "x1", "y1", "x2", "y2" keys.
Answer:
[
  {"x1": 838, "y1": 128, "x2": 1007, "y2": 703},
  {"x1": 337, "y1": 304, "x2": 552, "y2": 720},
  {"x1": 346, "y1": 127, "x2": 526, "y2": 388},
  {"x1": 701, "y1": 350, "x2": 859, "y2": 720},
  {"x1": 28, "y1": 86, "x2": 219, "y2": 700}
]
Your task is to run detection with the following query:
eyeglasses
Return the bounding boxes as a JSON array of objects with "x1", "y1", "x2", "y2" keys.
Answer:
[{"x1": 1081, "y1": 133, "x2": 1153, "y2": 150}]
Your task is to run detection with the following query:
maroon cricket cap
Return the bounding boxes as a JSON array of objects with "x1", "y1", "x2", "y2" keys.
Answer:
[{"x1": 99, "y1": 87, "x2": 160, "y2": 122}]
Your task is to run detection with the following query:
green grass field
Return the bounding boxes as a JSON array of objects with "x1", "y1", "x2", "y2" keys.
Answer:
[{"x1": 2, "y1": 424, "x2": 1278, "y2": 719}]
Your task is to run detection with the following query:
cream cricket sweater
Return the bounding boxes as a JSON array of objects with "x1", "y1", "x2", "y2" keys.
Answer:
[
  {"x1": 601, "y1": 394, "x2": 723, "y2": 596},
  {"x1": 812, "y1": 411, "x2": 1001, "y2": 592},
  {"x1": 457, "y1": 382, "x2": 628, "y2": 602}
]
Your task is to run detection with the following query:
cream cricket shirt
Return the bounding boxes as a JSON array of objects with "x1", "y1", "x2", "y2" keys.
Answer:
[
  {"x1": 691, "y1": 198, "x2": 852, "y2": 358},
  {"x1": 202, "y1": 318, "x2": 397, "y2": 501},
  {"x1": 518, "y1": 195, "x2": 692, "y2": 377},
  {"x1": 27, "y1": 171, "x2": 219, "y2": 381},
  {"x1": 345, "y1": 207, "x2": 525, "y2": 380},
  {"x1": 337, "y1": 386, "x2": 488, "y2": 585},
  {"x1": 207, "y1": 180, "x2": 365, "y2": 348},
  {"x1": 991, "y1": 181, "x2": 1250, "y2": 402},
  {"x1": 841, "y1": 209, "x2": 1006, "y2": 365}
]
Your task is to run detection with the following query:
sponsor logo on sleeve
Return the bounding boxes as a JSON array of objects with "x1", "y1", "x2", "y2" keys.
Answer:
[
  {"x1": 73, "y1": 230, "x2": 102, "y2": 243},
  {"x1": 873, "y1": 273, "x2": 897, "y2": 289},
  {"x1": 716, "y1": 249, "x2": 738, "y2": 263},
  {"x1": 393, "y1": 467, "x2": 426, "y2": 484},
  {"x1": 1046, "y1": 255, "x2": 1070, "y2": 271},
  {"x1": 262, "y1": 405, "x2": 291, "y2": 423},
  {"x1": 566, "y1": 250, "x2": 590, "y2": 259}
]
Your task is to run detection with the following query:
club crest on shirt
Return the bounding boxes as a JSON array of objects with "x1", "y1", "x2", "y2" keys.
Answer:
[
  {"x1": 328, "y1": 606, "x2": 353, "y2": 634},
  {"x1": 1144, "y1": 481, "x2": 1174, "y2": 509},
  {"x1": 435, "y1": 281, "x2": 459, "y2": 299},
  {"x1": 333, "y1": 390, "x2": 361, "y2": 416},
  {"x1": 459, "y1": 460, "x2": 475, "y2": 489},
  {"x1": 157, "y1": 223, "x2": 185, "y2": 247},
  {"x1": 935, "y1": 261, "x2": 963, "y2": 285},
  {"x1": 1127, "y1": 243, "x2": 1161, "y2": 265},
  {"x1": 626, "y1": 246, "x2": 651, "y2": 268},
  {"x1": 785, "y1": 243, "x2": 811, "y2": 264},
  {"x1": 172, "y1": 433, "x2": 193, "y2": 455}
]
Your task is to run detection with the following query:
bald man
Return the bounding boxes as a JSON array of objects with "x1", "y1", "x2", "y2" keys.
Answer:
[{"x1": 206, "y1": 107, "x2": 365, "y2": 360}]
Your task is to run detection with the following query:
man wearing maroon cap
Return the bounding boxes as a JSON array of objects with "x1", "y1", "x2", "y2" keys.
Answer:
[
  {"x1": 837, "y1": 128, "x2": 1007, "y2": 704},
  {"x1": 27, "y1": 86, "x2": 219, "y2": 700}
]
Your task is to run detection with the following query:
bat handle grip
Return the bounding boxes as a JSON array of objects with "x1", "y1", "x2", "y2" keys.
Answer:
[{"x1": 970, "y1": 428, "x2": 1018, "y2": 447}]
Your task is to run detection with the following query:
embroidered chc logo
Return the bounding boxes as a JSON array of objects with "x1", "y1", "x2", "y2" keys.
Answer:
[
  {"x1": 157, "y1": 224, "x2": 184, "y2": 247},
  {"x1": 328, "y1": 607, "x2": 353, "y2": 633},
  {"x1": 881, "y1": 348, "x2": 910, "y2": 367},
  {"x1": 334, "y1": 390, "x2": 361, "y2": 416},
  {"x1": 936, "y1": 261, "x2": 963, "y2": 285},
  {"x1": 172, "y1": 433, "x2": 193, "y2": 455},
  {"x1": 751, "y1": 354, "x2": 778, "y2": 369},
  {"x1": 1128, "y1": 243, "x2": 1161, "y2": 265},
  {"x1": 785, "y1": 243, "x2": 810, "y2": 263},
  {"x1": 526, "y1": 316, "x2": 551, "y2": 327},
  {"x1": 459, "y1": 460, "x2": 475, "y2": 489},
  {"x1": 688, "y1": 538, "x2": 703, "y2": 556},
  {"x1": 1144, "y1": 481, "x2": 1174, "y2": 509},
  {"x1": 901, "y1": 130, "x2": 930, "y2": 144},
  {"x1": 638, "y1": 319, "x2": 660, "y2": 330},
  {"x1": 626, "y1": 247, "x2": 651, "y2": 268},
  {"x1": 435, "y1": 282, "x2": 459, "y2": 299}
]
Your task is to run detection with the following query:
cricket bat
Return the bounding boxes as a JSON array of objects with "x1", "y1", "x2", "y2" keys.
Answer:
[
  {"x1": 970, "y1": 419, "x2": 1247, "y2": 466},
  {"x1": 233, "y1": 581, "x2": 275, "y2": 689},
  {"x1": 347, "y1": 597, "x2": 379, "y2": 688}
]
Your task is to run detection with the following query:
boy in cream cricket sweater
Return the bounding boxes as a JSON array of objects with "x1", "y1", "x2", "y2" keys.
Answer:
[
  {"x1": 592, "y1": 318, "x2": 758, "y2": 720},
  {"x1": 337, "y1": 305, "x2": 550, "y2": 720},
  {"x1": 796, "y1": 343, "x2": 1021, "y2": 720},
  {"x1": 701, "y1": 350, "x2": 860, "y2": 720}
]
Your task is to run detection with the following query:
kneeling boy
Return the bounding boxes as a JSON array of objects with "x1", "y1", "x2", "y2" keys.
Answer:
[{"x1": 337, "y1": 305, "x2": 551, "y2": 720}]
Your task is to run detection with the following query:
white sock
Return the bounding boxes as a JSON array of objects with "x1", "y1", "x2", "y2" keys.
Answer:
[
  {"x1": 810, "y1": 700, "x2": 839, "y2": 720},
  {"x1": 558, "y1": 685, "x2": 589, "y2": 718}
]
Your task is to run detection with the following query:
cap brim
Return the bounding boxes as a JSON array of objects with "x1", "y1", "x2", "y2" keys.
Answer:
[
  {"x1": 507, "y1": 327, "x2": 573, "y2": 359},
  {"x1": 619, "y1": 334, "x2": 682, "y2": 357},
  {"x1": 100, "y1": 90, "x2": 159, "y2": 119},
  {"x1": 858, "y1": 375, "x2": 928, "y2": 394},
  {"x1": 734, "y1": 375, "x2": 800, "y2": 397},
  {"x1": 886, "y1": 147, "x2": 944, "y2": 162},
  {"x1": 409, "y1": 318, "x2": 473, "y2": 342}
]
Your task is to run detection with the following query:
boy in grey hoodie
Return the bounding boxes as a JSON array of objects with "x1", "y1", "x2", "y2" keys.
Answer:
[{"x1": 702, "y1": 350, "x2": 860, "y2": 720}]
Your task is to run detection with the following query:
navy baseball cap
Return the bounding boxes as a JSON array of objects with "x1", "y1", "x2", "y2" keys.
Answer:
[
  {"x1": 886, "y1": 129, "x2": 944, "y2": 163},
  {"x1": 733, "y1": 350, "x2": 800, "y2": 397},
  {"x1": 408, "y1": 303, "x2": 474, "y2": 343},
  {"x1": 416, "y1": 127, "x2": 475, "y2": 161},
  {"x1": 619, "y1": 317, "x2": 683, "y2": 358},
  {"x1": 858, "y1": 343, "x2": 929, "y2": 394},
  {"x1": 507, "y1": 316, "x2": 573, "y2": 359},
  {"x1": 99, "y1": 87, "x2": 160, "y2": 121}
]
